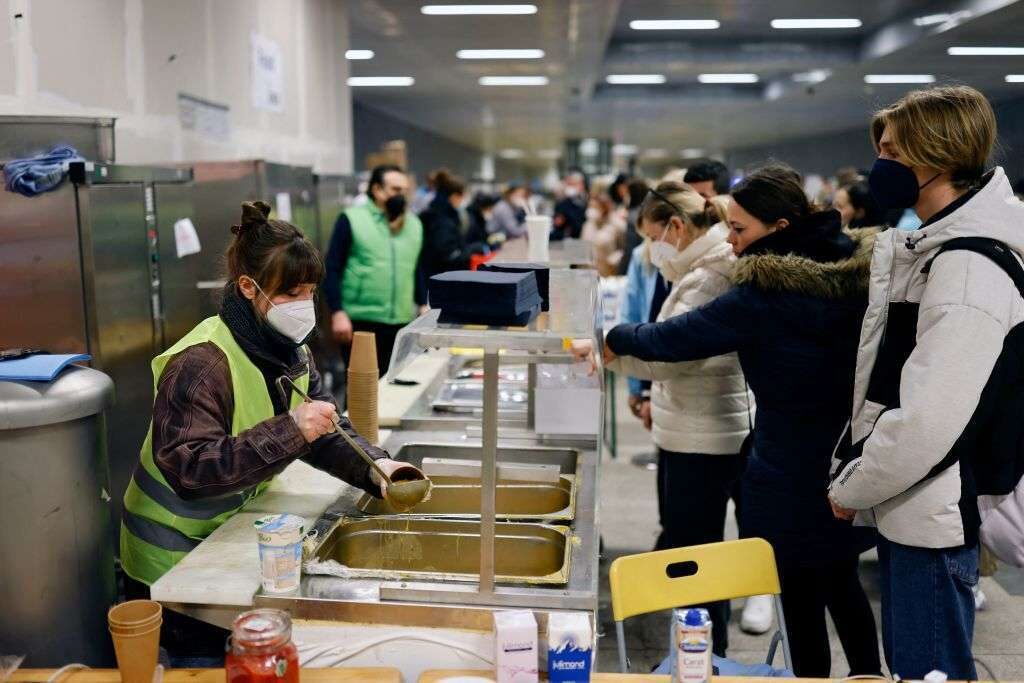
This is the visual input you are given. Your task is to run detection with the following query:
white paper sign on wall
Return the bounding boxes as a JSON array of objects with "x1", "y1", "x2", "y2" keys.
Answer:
[
  {"x1": 275, "y1": 192, "x2": 293, "y2": 222},
  {"x1": 173, "y1": 218, "x2": 202, "y2": 258},
  {"x1": 251, "y1": 32, "x2": 283, "y2": 112}
]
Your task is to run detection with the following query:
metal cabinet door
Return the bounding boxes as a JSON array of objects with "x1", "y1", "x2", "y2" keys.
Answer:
[
  {"x1": 189, "y1": 163, "x2": 260, "y2": 318},
  {"x1": 80, "y1": 184, "x2": 157, "y2": 528},
  {"x1": 153, "y1": 183, "x2": 202, "y2": 349},
  {"x1": 0, "y1": 183, "x2": 88, "y2": 352}
]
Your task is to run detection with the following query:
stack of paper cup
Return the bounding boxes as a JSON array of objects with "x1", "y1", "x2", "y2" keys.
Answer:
[
  {"x1": 347, "y1": 331, "x2": 379, "y2": 444},
  {"x1": 108, "y1": 600, "x2": 162, "y2": 683},
  {"x1": 526, "y1": 215, "x2": 551, "y2": 262}
]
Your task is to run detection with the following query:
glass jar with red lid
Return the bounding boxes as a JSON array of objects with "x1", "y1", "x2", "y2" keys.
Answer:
[{"x1": 226, "y1": 609, "x2": 300, "y2": 683}]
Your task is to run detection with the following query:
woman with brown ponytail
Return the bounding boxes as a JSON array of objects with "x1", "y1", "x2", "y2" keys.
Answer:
[{"x1": 119, "y1": 202, "x2": 419, "y2": 656}]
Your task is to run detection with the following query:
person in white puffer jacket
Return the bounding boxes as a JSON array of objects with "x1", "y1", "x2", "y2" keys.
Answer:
[
  {"x1": 828, "y1": 86, "x2": 1024, "y2": 681},
  {"x1": 606, "y1": 181, "x2": 754, "y2": 656}
]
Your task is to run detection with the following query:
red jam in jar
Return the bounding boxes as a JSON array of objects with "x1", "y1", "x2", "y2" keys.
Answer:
[{"x1": 226, "y1": 609, "x2": 300, "y2": 683}]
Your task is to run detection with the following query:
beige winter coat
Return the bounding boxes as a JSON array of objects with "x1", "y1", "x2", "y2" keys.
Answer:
[{"x1": 609, "y1": 224, "x2": 753, "y2": 454}]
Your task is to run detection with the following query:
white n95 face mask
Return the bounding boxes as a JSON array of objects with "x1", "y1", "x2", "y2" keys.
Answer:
[
  {"x1": 648, "y1": 226, "x2": 679, "y2": 270},
  {"x1": 248, "y1": 278, "x2": 317, "y2": 344},
  {"x1": 266, "y1": 299, "x2": 316, "y2": 343}
]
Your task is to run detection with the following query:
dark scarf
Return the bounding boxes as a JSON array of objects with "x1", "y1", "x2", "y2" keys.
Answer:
[
  {"x1": 219, "y1": 284, "x2": 303, "y2": 374},
  {"x1": 742, "y1": 209, "x2": 854, "y2": 264}
]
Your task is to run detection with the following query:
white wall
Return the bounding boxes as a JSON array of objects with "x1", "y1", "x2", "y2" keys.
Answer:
[{"x1": 0, "y1": 0, "x2": 354, "y2": 173}]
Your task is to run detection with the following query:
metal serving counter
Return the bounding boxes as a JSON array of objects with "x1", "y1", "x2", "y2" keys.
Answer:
[
  {"x1": 255, "y1": 427, "x2": 600, "y2": 620},
  {"x1": 151, "y1": 266, "x2": 602, "y2": 682}
]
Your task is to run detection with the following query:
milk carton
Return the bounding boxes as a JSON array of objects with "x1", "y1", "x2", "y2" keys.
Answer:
[
  {"x1": 494, "y1": 610, "x2": 538, "y2": 683},
  {"x1": 547, "y1": 611, "x2": 593, "y2": 682}
]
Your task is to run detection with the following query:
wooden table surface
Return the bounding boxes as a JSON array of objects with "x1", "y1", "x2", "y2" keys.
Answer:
[
  {"x1": 418, "y1": 671, "x2": 835, "y2": 682},
  {"x1": 10, "y1": 669, "x2": 401, "y2": 683}
]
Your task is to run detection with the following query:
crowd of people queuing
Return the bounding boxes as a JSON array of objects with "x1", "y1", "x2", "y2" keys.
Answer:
[
  {"x1": 571, "y1": 84, "x2": 1024, "y2": 680},
  {"x1": 317, "y1": 84, "x2": 1024, "y2": 680}
]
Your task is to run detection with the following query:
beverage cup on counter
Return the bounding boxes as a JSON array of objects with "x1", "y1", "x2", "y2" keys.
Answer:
[
  {"x1": 347, "y1": 334, "x2": 380, "y2": 443},
  {"x1": 108, "y1": 600, "x2": 162, "y2": 630},
  {"x1": 348, "y1": 331, "x2": 378, "y2": 374},
  {"x1": 526, "y1": 215, "x2": 551, "y2": 262},
  {"x1": 108, "y1": 601, "x2": 162, "y2": 683},
  {"x1": 254, "y1": 514, "x2": 305, "y2": 593}
]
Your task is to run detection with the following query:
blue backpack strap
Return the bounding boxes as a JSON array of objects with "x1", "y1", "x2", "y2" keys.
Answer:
[{"x1": 922, "y1": 236, "x2": 1024, "y2": 298}]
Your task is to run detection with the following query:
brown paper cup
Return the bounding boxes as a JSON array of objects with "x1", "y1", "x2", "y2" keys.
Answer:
[
  {"x1": 348, "y1": 332, "x2": 378, "y2": 374},
  {"x1": 108, "y1": 600, "x2": 162, "y2": 628},
  {"x1": 110, "y1": 620, "x2": 161, "y2": 683}
]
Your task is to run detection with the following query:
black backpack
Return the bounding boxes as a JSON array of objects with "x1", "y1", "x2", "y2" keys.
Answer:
[{"x1": 921, "y1": 237, "x2": 1024, "y2": 496}]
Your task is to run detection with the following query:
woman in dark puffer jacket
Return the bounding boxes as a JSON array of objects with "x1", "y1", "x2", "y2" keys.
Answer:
[{"x1": 583, "y1": 165, "x2": 882, "y2": 678}]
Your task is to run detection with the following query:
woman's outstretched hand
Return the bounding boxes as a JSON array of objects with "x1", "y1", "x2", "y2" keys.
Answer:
[{"x1": 570, "y1": 338, "x2": 618, "y2": 375}]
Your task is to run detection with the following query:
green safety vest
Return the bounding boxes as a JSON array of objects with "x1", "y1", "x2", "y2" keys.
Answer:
[
  {"x1": 120, "y1": 316, "x2": 309, "y2": 585},
  {"x1": 340, "y1": 203, "x2": 423, "y2": 325}
]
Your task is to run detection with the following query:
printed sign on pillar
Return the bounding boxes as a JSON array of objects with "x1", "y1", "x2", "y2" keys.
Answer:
[{"x1": 251, "y1": 32, "x2": 283, "y2": 112}]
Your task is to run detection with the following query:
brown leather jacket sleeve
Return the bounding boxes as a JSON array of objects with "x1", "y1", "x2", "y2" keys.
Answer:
[
  {"x1": 300, "y1": 358, "x2": 386, "y2": 497},
  {"x1": 152, "y1": 343, "x2": 308, "y2": 500}
]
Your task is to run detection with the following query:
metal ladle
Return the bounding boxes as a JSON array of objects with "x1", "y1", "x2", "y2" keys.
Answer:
[{"x1": 279, "y1": 375, "x2": 431, "y2": 510}]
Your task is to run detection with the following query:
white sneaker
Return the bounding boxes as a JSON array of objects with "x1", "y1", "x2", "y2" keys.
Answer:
[
  {"x1": 741, "y1": 594, "x2": 774, "y2": 635},
  {"x1": 974, "y1": 584, "x2": 988, "y2": 611}
]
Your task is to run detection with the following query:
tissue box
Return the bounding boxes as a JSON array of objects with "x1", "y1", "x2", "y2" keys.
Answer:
[
  {"x1": 494, "y1": 610, "x2": 538, "y2": 683},
  {"x1": 548, "y1": 612, "x2": 593, "y2": 682}
]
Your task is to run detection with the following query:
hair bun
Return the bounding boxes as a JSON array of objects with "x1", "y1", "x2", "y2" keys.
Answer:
[{"x1": 232, "y1": 201, "x2": 272, "y2": 235}]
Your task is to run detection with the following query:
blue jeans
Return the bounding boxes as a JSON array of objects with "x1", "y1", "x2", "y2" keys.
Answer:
[{"x1": 877, "y1": 538, "x2": 978, "y2": 680}]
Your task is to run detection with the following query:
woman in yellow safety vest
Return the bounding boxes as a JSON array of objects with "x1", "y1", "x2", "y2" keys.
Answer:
[{"x1": 120, "y1": 201, "x2": 417, "y2": 659}]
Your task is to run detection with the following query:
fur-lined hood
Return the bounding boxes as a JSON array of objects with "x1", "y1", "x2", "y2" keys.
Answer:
[{"x1": 732, "y1": 227, "x2": 878, "y2": 299}]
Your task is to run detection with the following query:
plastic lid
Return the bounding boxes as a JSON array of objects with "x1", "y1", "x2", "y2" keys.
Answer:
[
  {"x1": 254, "y1": 514, "x2": 305, "y2": 534},
  {"x1": 683, "y1": 608, "x2": 710, "y2": 627},
  {"x1": 0, "y1": 365, "x2": 114, "y2": 430}
]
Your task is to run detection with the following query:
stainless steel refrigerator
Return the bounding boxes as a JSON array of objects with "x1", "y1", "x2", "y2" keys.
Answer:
[{"x1": 1, "y1": 154, "x2": 195, "y2": 534}]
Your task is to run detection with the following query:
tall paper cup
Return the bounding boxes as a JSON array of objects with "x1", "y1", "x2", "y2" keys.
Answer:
[
  {"x1": 526, "y1": 215, "x2": 551, "y2": 262},
  {"x1": 348, "y1": 331, "x2": 378, "y2": 374},
  {"x1": 108, "y1": 600, "x2": 162, "y2": 629},
  {"x1": 109, "y1": 621, "x2": 161, "y2": 683},
  {"x1": 347, "y1": 369, "x2": 379, "y2": 444}
]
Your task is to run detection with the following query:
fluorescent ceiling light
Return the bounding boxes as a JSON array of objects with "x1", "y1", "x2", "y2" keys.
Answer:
[
  {"x1": 864, "y1": 74, "x2": 936, "y2": 84},
  {"x1": 612, "y1": 144, "x2": 638, "y2": 155},
  {"x1": 681, "y1": 148, "x2": 705, "y2": 159},
  {"x1": 1007, "y1": 75, "x2": 1024, "y2": 83},
  {"x1": 422, "y1": 4, "x2": 536, "y2": 15},
  {"x1": 498, "y1": 149, "x2": 525, "y2": 159},
  {"x1": 698, "y1": 73, "x2": 759, "y2": 84},
  {"x1": 793, "y1": 69, "x2": 832, "y2": 83},
  {"x1": 629, "y1": 19, "x2": 720, "y2": 30},
  {"x1": 948, "y1": 46, "x2": 1024, "y2": 56},
  {"x1": 347, "y1": 76, "x2": 415, "y2": 87},
  {"x1": 607, "y1": 74, "x2": 666, "y2": 85},
  {"x1": 345, "y1": 50, "x2": 374, "y2": 60},
  {"x1": 914, "y1": 11, "x2": 972, "y2": 26},
  {"x1": 457, "y1": 49, "x2": 544, "y2": 59},
  {"x1": 771, "y1": 18, "x2": 862, "y2": 29},
  {"x1": 479, "y1": 76, "x2": 549, "y2": 86}
]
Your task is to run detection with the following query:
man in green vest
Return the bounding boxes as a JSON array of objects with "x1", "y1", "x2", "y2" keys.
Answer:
[{"x1": 324, "y1": 164, "x2": 426, "y2": 376}]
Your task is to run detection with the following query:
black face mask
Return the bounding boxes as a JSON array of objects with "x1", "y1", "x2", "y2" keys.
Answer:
[
  {"x1": 868, "y1": 158, "x2": 941, "y2": 210},
  {"x1": 384, "y1": 194, "x2": 407, "y2": 221}
]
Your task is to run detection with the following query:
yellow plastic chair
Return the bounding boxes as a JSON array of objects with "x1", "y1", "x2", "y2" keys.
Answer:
[{"x1": 609, "y1": 537, "x2": 792, "y2": 673}]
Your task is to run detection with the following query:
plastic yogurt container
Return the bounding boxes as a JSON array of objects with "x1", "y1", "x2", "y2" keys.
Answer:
[{"x1": 254, "y1": 514, "x2": 305, "y2": 593}]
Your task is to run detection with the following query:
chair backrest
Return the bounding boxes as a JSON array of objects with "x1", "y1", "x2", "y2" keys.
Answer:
[{"x1": 609, "y1": 538, "x2": 781, "y2": 622}]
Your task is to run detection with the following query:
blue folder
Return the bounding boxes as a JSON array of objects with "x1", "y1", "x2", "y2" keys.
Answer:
[{"x1": 0, "y1": 354, "x2": 92, "y2": 381}]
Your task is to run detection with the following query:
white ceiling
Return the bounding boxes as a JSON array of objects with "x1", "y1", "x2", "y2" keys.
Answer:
[{"x1": 347, "y1": 0, "x2": 1024, "y2": 168}]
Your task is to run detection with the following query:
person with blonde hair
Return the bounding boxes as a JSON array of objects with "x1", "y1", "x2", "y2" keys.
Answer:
[
  {"x1": 829, "y1": 85, "x2": 1024, "y2": 679},
  {"x1": 605, "y1": 181, "x2": 751, "y2": 656}
]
